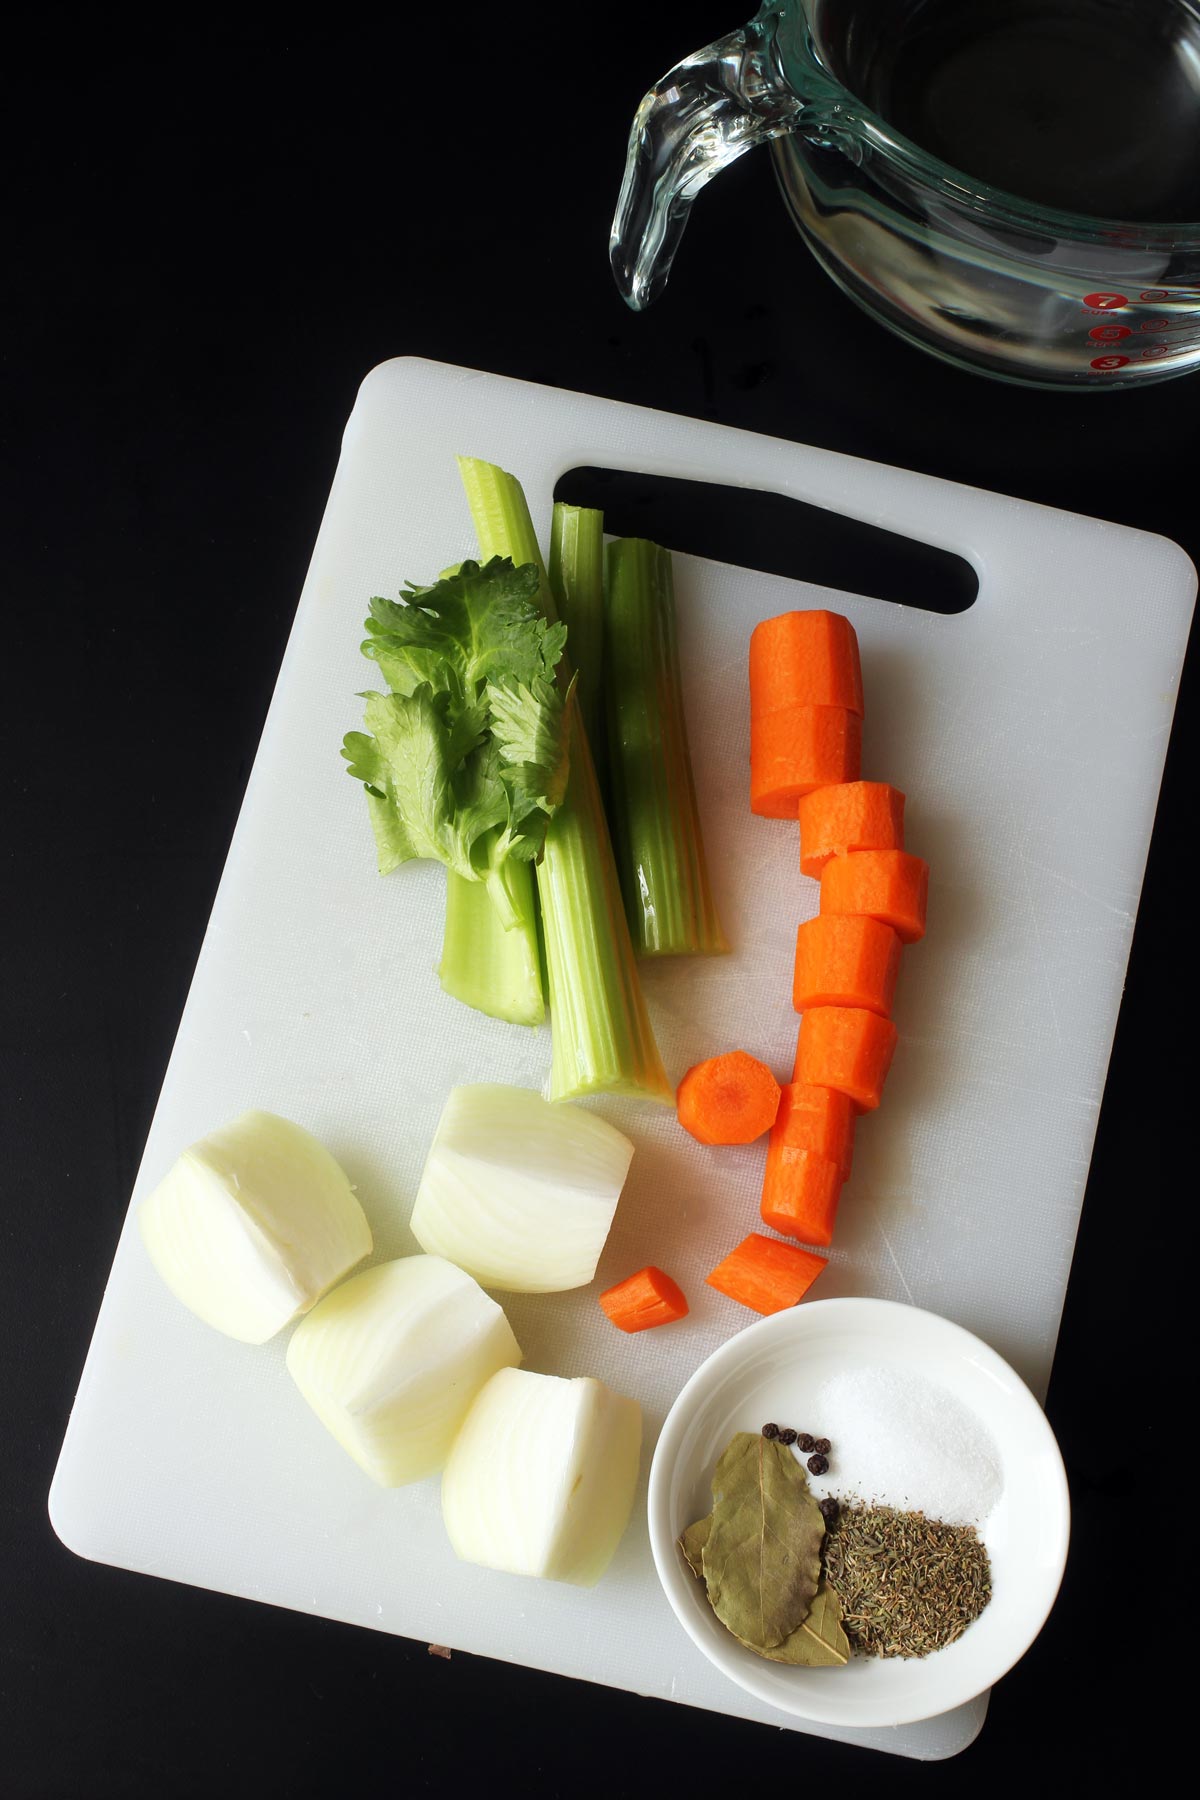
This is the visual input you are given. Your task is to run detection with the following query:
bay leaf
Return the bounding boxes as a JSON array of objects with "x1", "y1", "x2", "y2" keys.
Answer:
[
  {"x1": 721, "y1": 1580, "x2": 851, "y2": 1666},
  {"x1": 760, "y1": 1579, "x2": 851, "y2": 1667},
  {"x1": 678, "y1": 1516, "x2": 711, "y2": 1580},
  {"x1": 701, "y1": 1431, "x2": 824, "y2": 1651}
]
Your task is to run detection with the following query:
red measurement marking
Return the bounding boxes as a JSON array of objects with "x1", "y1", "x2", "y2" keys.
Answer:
[
  {"x1": 1140, "y1": 318, "x2": 1171, "y2": 332},
  {"x1": 1089, "y1": 324, "x2": 1131, "y2": 342},
  {"x1": 1140, "y1": 289, "x2": 1170, "y2": 302},
  {"x1": 1090, "y1": 354, "x2": 1131, "y2": 370},
  {"x1": 1083, "y1": 292, "x2": 1128, "y2": 310},
  {"x1": 1141, "y1": 345, "x2": 1170, "y2": 360}
]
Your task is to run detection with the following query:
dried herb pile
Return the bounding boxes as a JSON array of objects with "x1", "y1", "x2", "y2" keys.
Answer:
[{"x1": 823, "y1": 1502, "x2": 992, "y2": 1658}]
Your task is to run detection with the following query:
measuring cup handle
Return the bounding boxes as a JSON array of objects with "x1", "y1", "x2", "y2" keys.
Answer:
[{"x1": 610, "y1": 11, "x2": 804, "y2": 311}]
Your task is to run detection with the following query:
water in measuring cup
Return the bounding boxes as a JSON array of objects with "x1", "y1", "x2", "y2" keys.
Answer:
[
  {"x1": 772, "y1": 0, "x2": 1200, "y2": 381},
  {"x1": 820, "y1": 0, "x2": 1200, "y2": 220}
]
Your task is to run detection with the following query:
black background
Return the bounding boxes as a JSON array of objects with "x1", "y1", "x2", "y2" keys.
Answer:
[{"x1": 3, "y1": 4, "x2": 1192, "y2": 1792}]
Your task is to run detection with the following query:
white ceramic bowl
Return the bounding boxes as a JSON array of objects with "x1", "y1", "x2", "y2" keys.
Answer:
[{"x1": 647, "y1": 1297, "x2": 1069, "y2": 1728}]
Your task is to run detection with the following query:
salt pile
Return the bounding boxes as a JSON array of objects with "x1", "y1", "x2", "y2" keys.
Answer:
[{"x1": 813, "y1": 1366, "x2": 1003, "y2": 1524}]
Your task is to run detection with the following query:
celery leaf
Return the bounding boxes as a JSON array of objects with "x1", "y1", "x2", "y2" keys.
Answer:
[{"x1": 343, "y1": 557, "x2": 571, "y2": 896}]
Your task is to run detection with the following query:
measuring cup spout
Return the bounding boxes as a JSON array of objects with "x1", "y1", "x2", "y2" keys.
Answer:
[{"x1": 610, "y1": 10, "x2": 807, "y2": 310}]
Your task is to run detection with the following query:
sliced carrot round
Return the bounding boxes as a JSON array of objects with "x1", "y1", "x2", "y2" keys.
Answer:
[
  {"x1": 760, "y1": 1145, "x2": 843, "y2": 1246},
  {"x1": 820, "y1": 849, "x2": 929, "y2": 944},
  {"x1": 793, "y1": 912, "x2": 902, "y2": 1017},
  {"x1": 771, "y1": 1080, "x2": 856, "y2": 1181},
  {"x1": 677, "y1": 1050, "x2": 781, "y2": 1145},
  {"x1": 793, "y1": 1007, "x2": 898, "y2": 1112},
  {"x1": 749, "y1": 610, "x2": 864, "y2": 717},
  {"x1": 750, "y1": 705, "x2": 862, "y2": 818},
  {"x1": 798, "y1": 781, "x2": 906, "y2": 878}
]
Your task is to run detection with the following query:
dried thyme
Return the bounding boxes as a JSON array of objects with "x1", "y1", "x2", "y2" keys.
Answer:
[{"x1": 822, "y1": 1502, "x2": 991, "y2": 1658}]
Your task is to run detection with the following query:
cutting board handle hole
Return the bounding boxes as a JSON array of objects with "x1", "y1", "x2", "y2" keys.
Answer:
[{"x1": 553, "y1": 468, "x2": 978, "y2": 616}]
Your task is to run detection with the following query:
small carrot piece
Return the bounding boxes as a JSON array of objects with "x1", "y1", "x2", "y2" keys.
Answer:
[
  {"x1": 599, "y1": 1265, "x2": 689, "y2": 1333},
  {"x1": 820, "y1": 848, "x2": 929, "y2": 944},
  {"x1": 771, "y1": 1080, "x2": 856, "y2": 1180},
  {"x1": 793, "y1": 1007, "x2": 898, "y2": 1112},
  {"x1": 798, "y1": 781, "x2": 906, "y2": 879},
  {"x1": 750, "y1": 705, "x2": 862, "y2": 818},
  {"x1": 749, "y1": 611, "x2": 864, "y2": 717},
  {"x1": 793, "y1": 912, "x2": 902, "y2": 1018},
  {"x1": 677, "y1": 1050, "x2": 781, "y2": 1144},
  {"x1": 760, "y1": 1145, "x2": 843, "y2": 1246},
  {"x1": 706, "y1": 1232, "x2": 828, "y2": 1315}
]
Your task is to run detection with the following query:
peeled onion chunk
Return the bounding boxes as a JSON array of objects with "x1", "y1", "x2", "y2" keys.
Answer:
[
  {"x1": 441, "y1": 1367, "x2": 642, "y2": 1586},
  {"x1": 138, "y1": 1109, "x2": 372, "y2": 1344},
  {"x1": 410, "y1": 1084, "x2": 635, "y2": 1294},
  {"x1": 285, "y1": 1255, "x2": 522, "y2": 1487}
]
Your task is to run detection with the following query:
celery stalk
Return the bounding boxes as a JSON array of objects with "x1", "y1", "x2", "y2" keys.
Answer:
[
  {"x1": 439, "y1": 864, "x2": 545, "y2": 1026},
  {"x1": 457, "y1": 457, "x2": 671, "y2": 1103},
  {"x1": 429, "y1": 557, "x2": 545, "y2": 1026},
  {"x1": 549, "y1": 503, "x2": 606, "y2": 755},
  {"x1": 604, "y1": 539, "x2": 728, "y2": 956}
]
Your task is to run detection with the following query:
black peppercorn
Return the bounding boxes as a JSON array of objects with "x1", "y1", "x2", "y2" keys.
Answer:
[
  {"x1": 813, "y1": 1437, "x2": 832, "y2": 1455},
  {"x1": 762, "y1": 1422, "x2": 780, "y2": 1439},
  {"x1": 777, "y1": 1427, "x2": 797, "y2": 1446},
  {"x1": 796, "y1": 1433, "x2": 815, "y2": 1452},
  {"x1": 807, "y1": 1452, "x2": 830, "y2": 1475},
  {"x1": 819, "y1": 1497, "x2": 839, "y2": 1522}
]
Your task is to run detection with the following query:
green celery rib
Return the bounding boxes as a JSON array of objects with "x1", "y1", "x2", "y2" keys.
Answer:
[
  {"x1": 457, "y1": 456, "x2": 671, "y2": 1103},
  {"x1": 435, "y1": 554, "x2": 545, "y2": 1027},
  {"x1": 439, "y1": 864, "x2": 544, "y2": 1026},
  {"x1": 605, "y1": 538, "x2": 728, "y2": 957},
  {"x1": 549, "y1": 502, "x2": 605, "y2": 755}
]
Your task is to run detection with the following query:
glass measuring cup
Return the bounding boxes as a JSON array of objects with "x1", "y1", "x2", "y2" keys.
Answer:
[{"x1": 610, "y1": 0, "x2": 1200, "y2": 388}]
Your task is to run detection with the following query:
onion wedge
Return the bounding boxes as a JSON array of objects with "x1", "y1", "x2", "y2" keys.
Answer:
[
  {"x1": 138, "y1": 1110, "x2": 371, "y2": 1344},
  {"x1": 286, "y1": 1255, "x2": 522, "y2": 1486},
  {"x1": 441, "y1": 1367, "x2": 642, "y2": 1586},
  {"x1": 410, "y1": 1084, "x2": 634, "y2": 1293}
]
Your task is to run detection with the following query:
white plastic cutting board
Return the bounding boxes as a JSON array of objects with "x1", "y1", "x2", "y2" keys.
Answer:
[{"x1": 50, "y1": 359, "x2": 1195, "y2": 1761}]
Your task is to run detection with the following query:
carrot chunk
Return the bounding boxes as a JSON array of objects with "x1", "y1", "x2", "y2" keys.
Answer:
[
  {"x1": 820, "y1": 849, "x2": 929, "y2": 943},
  {"x1": 771, "y1": 1079, "x2": 856, "y2": 1180},
  {"x1": 760, "y1": 1144, "x2": 843, "y2": 1246},
  {"x1": 750, "y1": 706, "x2": 862, "y2": 819},
  {"x1": 677, "y1": 1050, "x2": 781, "y2": 1145},
  {"x1": 793, "y1": 1007, "x2": 898, "y2": 1112},
  {"x1": 599, "y1": 1265, "x2": 689, "y2": 1333},
  {"x1": 749, "y1": 611, "x2": 864, "y2": 717},
  {"x1": 793, "y1": 913, "x2": 902, "y2": 1017},
  {"x1": 798, "y1": 781, "x2": 906, "y2": 878},
  {"x1": 705, "y1": 1232, "x2": 828, "y2": 1314}
]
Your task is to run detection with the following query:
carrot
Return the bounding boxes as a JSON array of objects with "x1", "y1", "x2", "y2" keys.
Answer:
[
  {"x1": 793, "y1": 1006, "x2": 898, "y2": 1112},
  {"x1": 793, "y1": 912, "x2": 902, "y2": 1018},
  {"x1": 705, "y1": 1232, "x2": 828, "y2": 1315},
  {"x1": 820, "y1": 848, "x2": 929, "y2": 944},
  {"x1": 798, "y1": 781, "x2": 906, "y2": 878},
  {"x1": 760, "y1": 1144, "x2": 843, "y2": 1246},
  {"x1": 599, "y1": 1265, "x2": 689, "y2": 1333},
  {"x1": 750, "y1": 705, "x2": 862, "y2": 819},
  {"x1": 771, "y1": 1079, "x2": 855, "y2": 1181},
  {"x1": 749, "y1": 611, "x2": 863, "y2": 717},
  {"x1": 676, "y1": 1050, "x2": 781, "y2": 1144}
]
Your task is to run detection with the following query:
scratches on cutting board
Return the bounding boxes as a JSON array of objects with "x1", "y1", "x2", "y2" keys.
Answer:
[
  {"x1": 1014, "y1": 845, "x2": 1063, "y2": 1045},
  {"x1": 1019, "y1": 858, "x2": 1136, "y2": 926},
  {"x1": 869, "y1": 1201, "x2": 916, "y2": 1306},
  {"x1": 933, "y1": 668, "x2": 982, "y2": 752}
]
